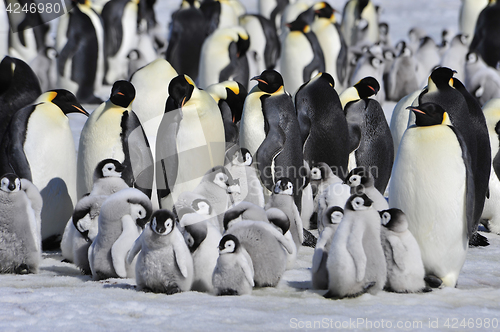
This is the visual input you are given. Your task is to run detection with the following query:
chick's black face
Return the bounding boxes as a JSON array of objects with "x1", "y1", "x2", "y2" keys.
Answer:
[
  {"x1": 168, "y1": 75, "x2": 195, "y2": 109},
  {"x1": 110, "y1": 80, "x2": 136, "y2": 108}
]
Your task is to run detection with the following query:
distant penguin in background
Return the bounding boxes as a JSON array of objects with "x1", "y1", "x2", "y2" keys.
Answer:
[
  {"x1": 349, "y1": 51, "x2": 386, "y2": 104},
  {"x1": 205, "y1": 80, "x2": 248, "y2": 144},
  {"x1": 325, "y1": 194, "x2": 387, "y2": 299},
  {"x1": 414, "y1": 36, "x2": 441, "y2": 86},
  {"x1": 390, "y1": 103, "x2": 473, "y2": 288},
  {"x1": 469, "y1": 0, "x2": 500, "y2": 68},
  {"x1": 0, "y1": 56, "x2": 41, "y2": 142},
  {"x1": 127, "y1": 209, "x2": 194, "y2": 294},
  {"x1": 29, "y1": 47, "x2": 58, "y2": 92},
  {"x1": 101, "y1": 0, "x2": 140, "y2": 84},
  {"x1": 89, "y1": 188, "x2": 152, "y2": 280},
  {"x1": 166, "y1": 0, "x2": 207, "y2": 82},
  {"x1": 459, "y1": 0, "x2": 488, "y2": 44},
  {"x1": 440, "y1": 34, "x2": 469, "y2": 83},
  {"x1": 345, "y1": 167, "x2": 389, "y2": 211},
  {"x1": 77, "y1": 80, "x2": 154, "y2": 201},
  {"x1": 280, "y1": 11, "x2": 325, "y2": 95},
  {"x1": 156, "y1": 74, "x2": 225, "y2": 209},
  {"x1": 56, "y1": 0, "x2": 105, "y2": 104},
  {"x1": 198, "y1": 26, "x2": 250, "y2": 90},
  {"x1": 344, "y1": 96, "x2": 394, "y2": 193},
  {"x1": 212, "y1": 234, "x2": 254, "y2": 295},
  {"x1": 341, "y1": 0, "x2": 379, "y2": 47},
  {"x1": 389, "y1": 89, "x2": 421, "y2": 157},
  {"x1": 200, "y1": 0, "x2": 240, "y2": 35},
  {"x1": 380, "y1": 209, "x2": 427, "y2": 293},
  {"x1": 386, "y1": 42, "x2": 420, "y2": 102},
  {"x1": 0, "y1": 174, "x2": 42, "y2": 274},
  {"x1": 295, "y1": 72, "x2": 349, "y2": 177},
  {"x1": 258, "y1": 0, "x2": 288, "y2": 30},
  {"x1": 464, "y1": 52, "x2": 500, "y2": 106},
  {"x1": 0, "y1": 90, "x2": 88, "y2": 249}
]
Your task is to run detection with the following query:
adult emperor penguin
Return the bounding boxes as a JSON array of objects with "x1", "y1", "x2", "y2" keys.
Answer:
[
  {"x1": 212, "y1": 234, "x2": 254, "y2": 296},
  {"x1": 199, "y1": 0, "x2": 240, "y2": 35},
  {"x1": 344, "y1": 96, "x2": 394, "y2": 194},
  {"x1": 101, "y1": 0, "x2": 140, "y2": 84},
  {"x1": 469, "y1": 0, "x2": 500, "y2": 68},
  {"x1": 380, "y1": 209, "x2": 427, "y2": 293},
  {"x1": 0, "y1": 89, "x2": 88, "y2": 249},
  {"x1": 0, "y1": 174, "x2": 42, "y2": 274},
  {"x1": 258, "y1": 0, "x2": 288, "y2": 30},
  {"x1": 349, "y1": 51, "x2": 386, "y2": 104},
  {"x1": 127, "y1": 209, "x2": 194, "y2": 294},
  {"x1": 165, "y1": 0, "x2": 207, "y2": 82},
  {"x1": 389, "y1": 89, "x2": 421, "y2": 157},
  {"x1": 56, "y1": 0, "x2": 105, "y2": 104},
  {"x1": 295, "y1": 72, "x2": 349, "y2": 177},
  {"x1": 325, "y1": 194, "x2": 386, "y2": 299},
  {"x1": 339, "y1": 76, "x2": 380, "y2": 109},
  {"x1": 156, "y1": 74, "x2": 225, "y2": 209},
  {"x1": 389, "y1": 103, "x2": 473, "y2": 288},
  {"x1": 77, "y1": 80, "x2": 154, "y2": 201},
  {"x1": 385, "y1": 42, "x2": 420, "y2": 102},
  {"x1": 89, "y1": 188, "x2": 152, "y2": 280},
  {"x1": 197, "y1": 26, "x2": 250, "y2": 90},
  {"x1": 345, "y1": 167, "x2": 389, "y2": 211},
  {"x1": 0, "y1": 55, "x2": 41, "y2": 142},
  {"x1": 459, "y1": 0, "x2": 489, "y2": 43},
  {"x1": 341, "y1": 0, "x2": 379, "y2": 47},
  {"x1": 280, "y1": 11, "x2": 325, "y2": 95}
]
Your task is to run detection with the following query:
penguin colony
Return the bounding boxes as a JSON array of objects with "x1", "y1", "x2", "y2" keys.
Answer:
[{"x1": 0, "y1": 0, "x2": 500, "y2": 299}]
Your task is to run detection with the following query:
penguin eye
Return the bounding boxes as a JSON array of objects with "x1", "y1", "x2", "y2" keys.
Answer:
[{"x1": 225, "y1": 240, "x2": 235, "y2": 250}]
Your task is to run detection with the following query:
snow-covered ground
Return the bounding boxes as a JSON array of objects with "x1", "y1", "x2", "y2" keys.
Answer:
[{"x1": 3, "y1": 0, "x2": 500, "y2": 331}]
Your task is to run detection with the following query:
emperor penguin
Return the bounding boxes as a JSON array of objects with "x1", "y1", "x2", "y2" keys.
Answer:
[
  {"x1": 280, "y1": 11, "x2": 325, "y2": 95},
  {"x1": 380, "y1": 209, "x2": 427, "y2": 293},
  {"x1": 345, "y1": 167, "x2": 389, "y2": 211},
  {"x1": 223, "y1": 204, "x2": 294, "y2": 287},
  {"x1": 56, "y1": 0, "x2": 105, "y2": 104},
  {"x1": 89, "y1": 188, "x2": 152, "y2": 280},
  {"x1": 312, "y1": 206, "x2": 343, "y2": 289},
  {"x1": 165, "y1": 0, "x2": 207, "y2": 82},
  {"x1": 127, "y1": 209, "x2": 194, "y2": 294},
  {"x1": 258, "y1": 0, "x2": 288, "y2": 31},
  {"x1": 0, "y1": 174, "x2": 42, "y2": 274},
  {"x1": 459, "y1": 0, "x2": 489, "y2": 43},
  {"x1": 200, "y1": 0, "x2": 240, "y2": 35},
  {"x1": 464, "y1": 52, "x2": 500, "y2": 106},
  {"x1": 389, "y1": 103, "x2": 473, "y2": 288},
  {"x1": 0, "y1": 89, "x2": 88, "y2": 249},
  {"x1": 77, "y1": 80, "x2": 154, "y2": 201},
  {"x1": 295, "y1": 72, "x2": 349, "y2": 177},
  {"x1": 101, "y1": 0, "x2": 140, "y2": 84},
  {"x1": 310, "y1": 2, "x2": 348, "y2": 91},
  {"x1": 309, "y1": 162, "x2": 343, "y2": 200},
  {"x1": 339, "y1": 76, "x2": 379, "y2": 109},
  {"x1": 212, "y1": 234, "x2": 254, "y2": 296},
  {"x1": 181, "y1": 211, "x2": 222, "y2": 293},
  {"x1": 440, "y1": 34, "x2": 469, "y2": 83},
  {"x1": 344, "y1": 96, "x2": 394, "y2": 194},
  {"x1": 205, "y1": 80, "x2": 248, "y2": 144},
  {"x1": 385, "y1": 42, "x2": 420, "y2": 102},
  {"x1": 156, "y1": 74, "x2": 225, "y2": 209},
  {"x1": 174, "y1": 192, "x2": 220, "y2": 232},
  {"x1": 414, "y1": 37, "x2": 442, "y2": 86},
  {"x1": 197, "y1": 26, "x2": 250, "y2": 90},
  {"x1": 0, "y1": 55, "x2": 41, "y2": 142},
  {"x1": 317, "y1": 181, "x2": 351, "y2": 233},
  {"x1": 349, "y1": 51, "x2": 386, "y2": 104},
  {"x1": 469, "y1": 0, "x2": 500, "y2": 68},
  {"x1": 341, "y1": 0, "x2": 379, "y2": 47},
  {"x1": 389, "y1": 89, "x2": 421, "y2": 157},
  {"x1": 325, "y1": 194, "x2": 387, "y2": 299}
]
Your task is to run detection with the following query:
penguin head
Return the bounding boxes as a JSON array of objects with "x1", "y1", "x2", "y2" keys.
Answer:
[
  {"x1": 346, "y1": 193, "x2": 373, "y2": 211},
  {"x1": 273, "y1": 178, "x2": 294, "y2": 196},
  {"x1": 313, "y1": 2, "x2": 335, "y2": 22},
  {"x1": 251, "y1": 70, "x2": 284, "y2": 94},
  {"x1": 266, "y1": 207, "x2": 290, "y2": 234},
  {"x1": 354, "y1": 77, "x2": 380, "y2": 99},
  {"x1": 94, "y1": 159, "x2": 125, "y2": 179},
  {"x1": 407, "y1": 103, "x2": 450, "y2": 127},
  {"x1": 218, "y1": 234, "x2": 240, "y2": 254},
  {"x1": 466, "y1": 52, "x2": 479, "y2": 65},
  {"x1": 168, "y1": 75, "x2": 196, "y2": 109},
  {"x1": 345, "y1": 167, "x2": 374, "y2": 188},
  {"x1": 231, "y1": 148, "x2": 252, "y2": 166},
  {"x1": 224, "y1": 81, "x2": 247, "y2": 123},
  {"x1": 38, "y1": 89, "x2": 89, "y2": 116},
  {"x1": 325, "y1": 206, "x2": 344, "y2": 225},
  {"x1": 428, "y1": 67, "x2": 456, "y2": 91},
  {"x1": 192, "y1": 198, "x2": 212, "y2": 215},
  {"x1": 286, "y1": 12, "x2": 312, "y2": 34},
  {"x1": 0, "y1": 173, "x2": 21, "y2": 193},
  {"x1": 206, "y1": 166, "x2": 240, "y2": 193},
  {"x1": 380, "y1": 208, "x2": 408, "y2": 233},
  {"x1": 127, "y1": 197, "x2": 153, "y2": 229},
  {"x1": 184, "y1": 221, "x2": 208, "y2": 253},
  {"x1": 110, "y1": 80, "x2": 136, "y2": 108},
  {"x1": 150, "y1": 210, "x2": 176, "y2": 235},
  {"x1": 236, "y1": 31, "x2": 250, "y2": 58},
  {"x1": 310, "y1": 166, "x2": 322, "y2": 181}
]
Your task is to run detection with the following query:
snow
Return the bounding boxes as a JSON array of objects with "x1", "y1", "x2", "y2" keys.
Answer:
[{"x1": 3, "y1": 0, "x2": 500, "y2": 331}]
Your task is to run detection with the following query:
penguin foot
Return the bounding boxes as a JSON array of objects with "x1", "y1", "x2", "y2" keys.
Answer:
[
  {"x1": 309, "y1": 213, "x2": 318, "y2": 230},
  {"x1": 14, "y1": 264, "x2": 30, "y2": 275},
  {"x1": 469, "y1": 232, "x2": 489, "y2": 247},
  {"x1": 164, "y1": 285, "x2": 182, "y2": 295},
  {"x1": 302, "y1": 229, "x2": 317, "y2": 247},
  {"x1": 217, "y1": 288, "x2": 239, "y2": 296},
  {"x1": 424, "y1": 275, "x2": 443, "y2": 288},
  {"x1": 346, "y1": 282, "x2": 376, "y2": 299},
  {"x1": 422, "y1": 287, "x2": 433, "y2": 293}
]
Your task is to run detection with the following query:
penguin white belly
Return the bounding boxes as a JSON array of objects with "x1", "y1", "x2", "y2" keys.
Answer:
[
  {"x1": 389, "y1": 90, "x2": 420, "y2": 156},
  {"x1": 111, "y1": 214, "x2": 141, "y2": 278},
  {"x1": 0, "y1": 2, "x2": 8, "y2": 57},
  {"x1": 239, "y1": 91, "x2": 266, "y2": 156},
  {"x1": 389, "y1": 126, "x2": 468, "y2": 287},
  {"x1": 482, "y1": 167, "x2": 500, "y2": 234},
  {"x1": 56, "y1": 15, "x2": 69, "y2": 52},
  {"x1": 241, "y1": 16, "x2": 266, "y2": 75},
  {"x1": 280, "y1": 32, "x2": 314, "y2": 95},
  {"x1": 218, "y1": 3, "x2": 238, "y2": 29},
  {"x1": 9, "y1": 29, "x2": 37, "y2": 63},
  {"x1": 198, "y1": 38, "x2": 231, "y2": 89},
  {"x1": 459, "y1": 0, "x2": 488, "y2": 41},
  {"x1": 22, "y1": 192, "x2": 41, "y2": 255},
  {"x1": 313, "y1": 21, "x2": 341, "y2": 85}
]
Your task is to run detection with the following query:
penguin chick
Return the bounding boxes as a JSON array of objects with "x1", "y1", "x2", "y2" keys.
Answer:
[
  {"x1": 127, "y1": 210, "x2": 194, "y2": 294},
  {"x1": 212, "y1": 234, "x2": 254, "y2": 296},
  {"x1": 89, "y1": 159, "x2": 130, "y2": 196},
  {"x1": 345, "y1": 167, "x2": 389, "y2": 211},
  {"x1": 380, "y1": 209, "x2": 427, "y2": 293},
  {"x1": 316, "y1": 181, "x2": 351, "y2": 234}
]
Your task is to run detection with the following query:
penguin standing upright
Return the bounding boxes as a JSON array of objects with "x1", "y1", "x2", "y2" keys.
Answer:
[
  {"x1": 386, "y1": 42, "x2": 420, "y2": 102},
  {"x1": 295, "y1": 72, "x2": 349, "y2": 178},
  {"x1": 200, "y1": 0, "x2": 240, "y2": 35},
  {"x1": 258, "y1": 0, "x2": 288, "y2": 30},
  {"x1": 156, "y1": 74, "x2": 225, "y2": 209},
  {"x1": 459, "y1": 0, "x2": 488, "y2": 43},
  {"x1": 280, "y1": 11, "x2": 325, "y2": 95},
  {"x1": 0, "y1": 90, "x2": 88, "y2": 249},
  {"x1": 341, "y1": 0, "x2": 379, "y2": 47},
  {"x1": 389, "y1": 103, "x2": 473, "y2": 288},
  {"x1": 469, "y1": 1, "x2": 500, "y2": 68},
  {"x1": 56, "y1": 0, "x2": 105, "y2": 104}
]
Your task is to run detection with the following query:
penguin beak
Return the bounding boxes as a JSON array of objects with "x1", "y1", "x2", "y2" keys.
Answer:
[
  {"x1": 251, "y1": 76, "x2": 267, "y2": 85},
  {"x1": 72, "y1": 104, "x2": 89, "y2": 116},
  {"x1": 117, "y1": 92, "x2": 124, "y2": 96},
  {"x1": 406, "y1": 106, "x2": 425, "y2": 114},
  {"x1": 181, "y1": 96, "x2": 187, "y2": 108}
]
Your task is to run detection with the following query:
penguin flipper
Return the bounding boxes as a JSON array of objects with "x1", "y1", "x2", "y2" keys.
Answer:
[
  {"x1": 292, "y1": 203, "x2": 304, "y2": 244},
  {"x1": 255, "y1": 118, "x2": 285, "y2": 191},
  {"x1": 345, "y1": 102, "x2": 363, "y2": 154},
  {"x1": 57, "y1": 30, "x2": 79, "y2": 77},
  {"x1": 386, "y1": 234, "x2": 406, "y2": 271},
  {"x1": 262, "y1": 222, "x2": 294, "y2": 254},
  {"x1": 101, "y1": 0, "x2": 126, "y2": 59},
  {"x1": 302, "y1": 33, "x2": 325, "y2": 83},
  {"x1": 296, "y1": 105, "x2": 311, "y2": 147},
  {"x1": 173, "y1": 238, "x2": 191, "y2": 279},
  {"x1": 126, "y1": 234, "x2": 143, "y2": 266},
  {"x1": 311, "y1": 249, "x2": 325, "y2": 274}
]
